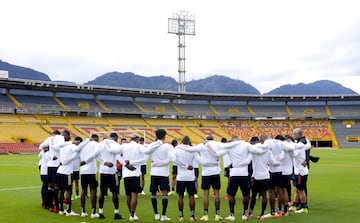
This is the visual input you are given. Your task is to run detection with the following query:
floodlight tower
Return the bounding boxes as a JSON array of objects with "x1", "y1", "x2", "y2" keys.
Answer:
[{"x1": 168, "y1": 10, "x2": 195, "y2": 93}]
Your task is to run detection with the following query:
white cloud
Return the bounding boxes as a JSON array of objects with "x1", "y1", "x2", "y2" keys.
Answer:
[{"x1": 1, "y1": 0, "x2": 360, "y2": 93}]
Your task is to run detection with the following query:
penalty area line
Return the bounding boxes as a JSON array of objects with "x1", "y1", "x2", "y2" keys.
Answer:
[{"x1": 0, "y1": 186, "x2": 40, "y2": 192}]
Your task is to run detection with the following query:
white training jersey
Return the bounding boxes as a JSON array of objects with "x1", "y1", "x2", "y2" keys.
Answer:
[
  {"x1": 73, "y1": 139, "x2": 101, "y2": 175},
  {"x1": 268, "y1": 139, "x2": 284, "y2": 173},
  {"x1": 194, "y1": 140, "x2": 223, "y2": 176},
  {"x1": 40, "y1": 134, "x2": 64, "y2": 167},
  {"x1": 117, "y1": 141, "x2": 148, "y2": 178},
  {"x1": 98, "y1": 138, "x2": 122, "y2": 174},
  {"x1": 38, "y1": 150, "x2": 48, "y2": 175},
  {"x1": 140, "y1": 140, "x2": 174, "y2": 177},
  {"x1": 293, "y1": 142, "x2": 309, "y2": 176},
  {"x1": 73, "y1": 156, "x2": 80, "y2": 172},
  {"x1": 174, "y1": 144, "x2": 200, "y2": 181},
  {"x1": 280, "y1": 141, "x2": 295, "y2": 175},
  {"x1": 222, "y1": 152, "x2": 231, "y2": 169},
  {"x1": 220, "y1": 140, "x2": 253, "y2": 177},
  {"x1": 251, "y1": 143, "x2": 281, "y2": 180},
  {"x1": 57, "y1": 142, "x2": 78, "y2": 175}
]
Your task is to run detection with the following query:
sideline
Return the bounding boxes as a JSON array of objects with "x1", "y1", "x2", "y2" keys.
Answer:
[{"x1": 0, "y1": 186, "x2": 40, "y2": 192}]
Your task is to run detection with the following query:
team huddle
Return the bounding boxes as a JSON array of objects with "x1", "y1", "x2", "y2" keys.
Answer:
[{"x1": 38, "y1": 128, "x2": 317, "y2": 221}]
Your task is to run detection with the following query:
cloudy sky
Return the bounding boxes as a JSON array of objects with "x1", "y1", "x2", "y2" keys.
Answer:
[{"x1": 1, "y1": 0, "x2": 360, "y2": 94}]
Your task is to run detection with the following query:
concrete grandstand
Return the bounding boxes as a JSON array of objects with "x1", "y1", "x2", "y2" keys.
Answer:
[{"x1": 1, "y1": 78, "x2": 360, "y2": 154}]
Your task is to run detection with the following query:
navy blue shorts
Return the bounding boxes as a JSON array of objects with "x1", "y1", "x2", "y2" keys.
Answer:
[
  {"x1": 48, "y1": 166, "x2": 59, "y2": 184},
  {"x1": 281, "y1": 174, "x2": 292, "y2": 189},
  {"x1": 227, "y1": 176, "x2": 250, "y2": 197},
  {"x1": 81, "y1": 174, "x2": 98, "y2": 190},
  {"x1": 150, "y1": 176, "x2": 170, "y2": 193},
  {"x1": 224, "y1": 167, "x2": 230, "y2": 178},
  {"x1": 124, "y1": 177, "x2": 141, "y2": 195},
  {"x1": 194, "y1": 168, "x2": 199, "y2": 178},
  {"x1": 172, "y1": 165, "x2": 178, "y2": 175},
  {"x1": 201, "y1": 174, "x2": 221, "y2": 190},
  {"x1": 58, "y1": 173, "x2": 72, "y2": 191},
  {"x1": 73, "y1": 171, "x2": 80, "y2": 181},
  {"x1": 253, "y1": 179, "x2": 269, "y2": 193},
  {"x1": 269, "y1": 172, "x2": 282, "y2": 189},
  {"x1": 141, "y1": 164, "x2": 147, "y2": 175},
  {"x1": 100, "y1": 173, "x2": 118, "y2": 194},
  {"x1": 176, "y1": 180, "x2": 196, "y2": 196},
  {"x1": 296, "y1": 174, "x2": 308, "y2": 190}
]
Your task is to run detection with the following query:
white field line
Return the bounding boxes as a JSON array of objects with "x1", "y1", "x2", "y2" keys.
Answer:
[{"x1": 0, "y1": 186, "x2": 40, "y2": 192}]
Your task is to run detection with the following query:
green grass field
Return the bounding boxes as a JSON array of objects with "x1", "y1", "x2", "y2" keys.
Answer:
[{"x1": 0, "y1": 149, "x2": 359, "y2": 223}]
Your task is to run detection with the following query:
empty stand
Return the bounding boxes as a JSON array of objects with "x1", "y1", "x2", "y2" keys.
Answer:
[
  {"x1": 293, "y1": 120, "x2": 332, "y2": 141},
  {"x1": 328, "y1": 105, "x2": 360, "y2": 118},
  {"x1": 174, "y1": 103, "x2": 215, "y2": 117},
  {"x1": 106, "y1": 117, "x2": 147, "y2": 127},
  {"x1": 248, "y1": 102, "x2": 288, "y2": 118},
  {"x1": 331, "y1": 120, "x2": 360, "y2": 148},
  {"x1": 0, "y1": 124, "x2": 50, "y2": 144},
  {"x1": 0, "y1": 142, "x2": 39, "y2": 154},
  {"x1": 288, "y1": 102, "x2": 327, "y2": 118},
  {"x1": 257, "y1": 120, "x2": 292, "y2": 138},
  {"x1": 219, "y1": 120, "x2": 259, "y2": 141},
  {"x1": 210, "y1": 104, "x2": 251, "y2": 118},
  {"x1": 0, "y1": 114, "x2": 22, "y2": 123},
  {"x1": 139, "y1": 102, "x2": 179, "y2": 116}
]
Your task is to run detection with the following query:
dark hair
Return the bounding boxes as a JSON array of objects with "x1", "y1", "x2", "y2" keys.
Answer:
[
  {"x1": 91, "y1": 134, "x2": 99, "y2": 142},
  {"x1": 171, "y1": 139, "x2": 178, "y2": 147},
  {"x1": 52, "y1": 130, "x2": 61, "y2": 135},
  {"x1": 62, "y1": 130, "x2": 71, "y2": 141},
  {"x1": 62, "y1": 130, "x2": 70, "y2": 136},
  {"x1": 250, "y1": 136, "x2": 259, "y2": 144},
  {"x1": 205, "y1": 135, "x2": 213, "y2": 141},
  {"x1": 284, "y1": 134, "x2": 295, "y2": 142},
  {"x1": 275, "y1": 135, "x2": 285, "y2": 141},
  {"x1": 155, "y1": 129, "x2": 167, "y2": 140},
  {"x1": 110, "y1": 132, "x2": 119, "y2": 141},
  {"x1": 182, "y1": 136, "x2": 191, "y2": 145},
  {"x1": 74, "y1": 136, "x2": 83, "y2": 142},
  {"x1": 139, "y1": 137, "x2": 145, "y2": 142},
  {"x1": 221, "y1": 137, "x2": 227, "y2": 143}
]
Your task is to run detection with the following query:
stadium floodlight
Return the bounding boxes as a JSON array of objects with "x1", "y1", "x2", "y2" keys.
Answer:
[{"x1": 168, "y1": 10, "x2": 195, "y2": 94}]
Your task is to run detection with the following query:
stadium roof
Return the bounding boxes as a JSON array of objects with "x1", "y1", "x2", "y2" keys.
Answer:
[{"x1": 1, "y1": 78, "x2": 359, "y2": 102}]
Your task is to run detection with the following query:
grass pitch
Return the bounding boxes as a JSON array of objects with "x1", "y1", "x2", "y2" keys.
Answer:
[{"x1": 0, "y1": 149, "x2": 359, "y2": 223}]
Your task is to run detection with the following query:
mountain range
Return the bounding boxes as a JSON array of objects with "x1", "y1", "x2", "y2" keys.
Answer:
[{"x1": 0, "y1": 60, "x2": 358, "y2": 95}]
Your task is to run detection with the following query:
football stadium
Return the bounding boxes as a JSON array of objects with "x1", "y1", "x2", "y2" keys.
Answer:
[
  {"x1": 1, "y1": 77, "x2": 360, "y2": 152},
  {"x1": 0, "y1": 77, "x2": 359, "y2": 223}
]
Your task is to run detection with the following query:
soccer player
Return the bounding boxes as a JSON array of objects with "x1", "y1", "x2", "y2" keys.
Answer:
[
  {"x1": 289, "y1": 129, "x2": 309, "y2": 214},
  {"x1": 57, "y1": 134, "x2": 81, "y2": 216},
  {"x1": 97, "y1": 133, "x2": 124, "y2": 220},
  {"x1": 72, "y1": 154, "x2": 81, "y2": 200},
  {"x1": 39, "y1": 129, "x2": 64, "y2": 213},
  {"x1": 193, "y1": 135, "x2": 224, "y2": 221},
  {"x1": 220, "y1": 137, "x2": 231, "y2": 201},
  {"x1": 168, "y1": 139, "x2": 179, "y2": 196},
  {"x1": 74, "y1": 134, "x2": 101, "y2": 218},
  {"x1": 213, "y1": 136, "x2": 269, "y2": 221},
  {"x1": 173, "y1": 136, "x2": 200, "y2": 221},
  {"x1": 139, "y1": 137, "x2": 149, "y2": 195},
  {"x1": 38, "y1": 146, "x2": 50, "y2": 210},
  {"x1": 193, "y1": 144, "x2": 200, "y2": 199},
  {"x1": 268, "y1": 135, "x2": 285, "y2": 217},
  {"x1": 116, "y1": 133, "x2": 148, "y2": 221},
  {"x1": 278, "y1": 135, "x2": 296, "y2": 215},
  {"x1": 248, "y1": 134, "x2": 281, "y2": 220},
  {"x1": 140, "y1": 129, "x2": 174, "y2": 221}
]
